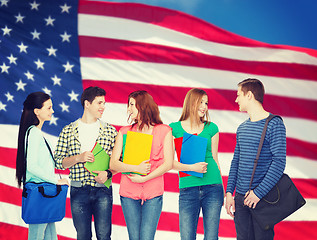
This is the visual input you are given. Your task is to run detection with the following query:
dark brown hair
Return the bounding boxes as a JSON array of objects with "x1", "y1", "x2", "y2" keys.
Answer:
[
  {"x1": 238, "y1": 78, "x2": 265, "y2": 104},
  {"x1": 16, "y1": 92, "x2": 51, "y2": 188},
  {"x1": 80, "y1": 86, "x2": 106, "y2": 108}
]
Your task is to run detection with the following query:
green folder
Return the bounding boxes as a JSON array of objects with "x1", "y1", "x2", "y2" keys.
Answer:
[
  {"x1": 121, "y1": 133, "x2": 130, "y2": 175},
  {"x1": 84, "y1": 142, "x2": 111, "y2": 188}
]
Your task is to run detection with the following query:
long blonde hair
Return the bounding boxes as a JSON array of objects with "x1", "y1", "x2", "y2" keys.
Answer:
[{"x1": 179, "y1": 88, "x2": 210, "y2": 125}]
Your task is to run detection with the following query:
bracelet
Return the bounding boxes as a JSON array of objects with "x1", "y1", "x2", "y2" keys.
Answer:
[{"x1": 106, "y1": 169, "x2": 112, "y2": 179}]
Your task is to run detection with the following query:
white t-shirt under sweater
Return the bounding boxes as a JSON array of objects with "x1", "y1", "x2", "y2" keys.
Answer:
[{"x1": 78, "y1": 119, "x2": 100, "y2": 153}]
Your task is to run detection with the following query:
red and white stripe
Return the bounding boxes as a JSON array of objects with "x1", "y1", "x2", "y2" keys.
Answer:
[{"x1": 1, "y1": 0, "x2": 317, "y2": 239}]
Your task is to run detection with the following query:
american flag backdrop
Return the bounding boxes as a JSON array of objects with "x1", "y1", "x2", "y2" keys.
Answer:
[{"x1": 0, "y1": 0, "x2": 317, "y2": 239}]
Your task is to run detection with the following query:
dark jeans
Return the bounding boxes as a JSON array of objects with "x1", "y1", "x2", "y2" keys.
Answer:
[
  {"x1": 70, "y1": 185, "x2": 113, "y2": 240},
  {"x1": 234, "y1": 193, "x2": 274, "y2": 240}
]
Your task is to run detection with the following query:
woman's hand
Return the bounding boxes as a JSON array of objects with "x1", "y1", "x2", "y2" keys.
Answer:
[
  {"x1": 191, "y1": 162, "x2": 208, "y2": 173},
  {"x1": 57, "y1": 178, "x2": 69, "y2": 186},
  {"x1": 128, "y1": 174, "x2": 147, "y2": 183},
  {"x1": 137, "y1": 159, "x2": 151, "y2": 175}
]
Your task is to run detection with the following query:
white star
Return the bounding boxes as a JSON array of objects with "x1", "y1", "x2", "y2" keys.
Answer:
[
  {"x1": 44, "y1": 16, "x2": 55, "y2": 26},
  {"x1": 60, "y1": 3, "x2": 71, "y2": 13},
  {"x1": 49, "y1": 114, "x2": 58, "y2": 126},
  {"x1": 60, "y1": 31, "x2": 71, "y2": 42},
  {"x1": 42, "y1": 87, "x2": 52, "y2": 96},
  {"x1": 5, "y1": 92, "x2": 14, "y2": 102},
  {"x1": 30, "y1": 1, "x2": 40, "y2": 10},
  {"x1": 51, "y1": 75, "x2": 61, "y2": 86},
  {"x1": 7, "y1": 54, "x2": 18, "y2": 64},
  {"x1": 63, "y1": 61, "x2": 74, "y2": 73},
  {"x1": 0, "y1": 62, "x2": 10, "y2": 74},
  {"x1": 0, "y1": 101, "x2": 7, "y2": 111},
  {"x1": 46, "y1": 45, "x2": 57, "y2": 56},
  {"x1": 30, "y1": 29, "x2": 41, "y2": 40},
  {"x1": 59, "y1": 102, "x2": 70, "y2": 112},
  {"x1": 15, "y1": 80, "x2": 27, "y2": 91},
  {"x1": 68, "y1": 90, "x2": 79, "y2": 102},
  {"x1": 0, "y1": 0, "x2": 9, "y2": 7},
  {"x1": 17, "y1": 42, "x2": 28, "y2": 53},
  {"x1": 2, "y1": 25, "x2": 12, "y2": 36},
  {"x1": 15, "y1": 13, "x2": 25, "y2": 23},
  {"x1": 34, "y1": 59, "x2": 44, "y2": 70},
  {"x1": 24, "y1": 71, "x2": 34, "y2": 81}
]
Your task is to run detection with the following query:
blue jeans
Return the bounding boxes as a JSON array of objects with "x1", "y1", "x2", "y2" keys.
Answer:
[
  {"x1": 70, "y1": 185, "x2": 113, "y2": 240},
  {"x1": 234, "y1": 193, "x2": 274, "y2": 240},
  {"x1": 28, "y1": 223, "x2": 57, "y2": 240},
  {"x1": 120, "y1": 195, "x2": 163, "y2": 240},
  {"x1": 179, "y1": 184, "x2": 223, "y2": 240}
]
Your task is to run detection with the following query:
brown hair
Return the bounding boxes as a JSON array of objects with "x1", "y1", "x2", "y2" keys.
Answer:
[
  {"x1": 179, "y1": 88, "x2": 210, "y2": 125},
  {"x1": 128, "y1": 90, "x2": 163, "y2": 130},
  {"x1": 238, "y1": 78, "x2": 265, "y2": 104}
]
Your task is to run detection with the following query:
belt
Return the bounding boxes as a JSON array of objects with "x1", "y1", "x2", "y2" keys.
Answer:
[{"x1": 70, "y1": 180, "x2": 107, "y2": 188}]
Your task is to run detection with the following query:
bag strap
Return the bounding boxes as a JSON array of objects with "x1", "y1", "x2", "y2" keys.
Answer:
[
  {"x1": 38, "y1": 185, "x2": 62, "y2": 198},
  {"x1": 43, "y1": 136, "x2": 62, "y2": 179},
  {"x1": 248, "y1": 114, "x2": 282, "y2": 191},
  {"x1": 43, "y1": 137, "x2": 54, "y2": 159},
  {"x1": 23, "y1": 127, "x2": 32, "y2": 186}
]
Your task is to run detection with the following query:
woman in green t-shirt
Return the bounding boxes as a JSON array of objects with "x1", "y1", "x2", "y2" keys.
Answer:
[{"x1": 169, "y1": 88, "x2": 224, "y2": 240}]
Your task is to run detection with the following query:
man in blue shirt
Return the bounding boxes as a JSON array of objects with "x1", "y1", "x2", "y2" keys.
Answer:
[{"x1": 225, "y1": 78, "x2": 286, "y2": 240}]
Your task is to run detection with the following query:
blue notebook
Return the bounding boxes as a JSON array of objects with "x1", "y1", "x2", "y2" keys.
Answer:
[{"x1": 180, "y1": 132, "x2": 208, "y2": 178}]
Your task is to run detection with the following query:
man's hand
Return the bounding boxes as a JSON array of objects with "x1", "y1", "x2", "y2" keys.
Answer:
[
  {"x1": 78, "y1": 151, "x2": 95, "y2": 163},
  {"x1": 244, "y1": 190, "x2": 260, "y2": 209},
  {"x1": 225, "y1": 192, "x2": 235, "y2": 218},
  {"x1": 93, "y1": 170, "x2": 108, "y2": 184}
]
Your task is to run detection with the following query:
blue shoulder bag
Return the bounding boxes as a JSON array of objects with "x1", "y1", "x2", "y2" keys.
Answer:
[{"x1": 21, "y1": 127, "x2": 68, "y2": 224}]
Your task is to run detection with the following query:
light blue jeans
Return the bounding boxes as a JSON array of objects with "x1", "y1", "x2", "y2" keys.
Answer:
[
  {"x1": 28, "y1": 223, "x2": 57, "y2": 240},
  {"x1": 179, "y1": 184, "x2": 223, "y2": 240},
  {"x1": 120, "y1": 195, "x2": 163, "y2": 240}
]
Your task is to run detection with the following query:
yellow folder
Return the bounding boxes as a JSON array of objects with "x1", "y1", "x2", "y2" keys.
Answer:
[
  {"x1": 84, "y1": 142, "x2": 111, "y2": 188},
  {"x1": 123, "y1": 131, "x2": 153, "y2": 175}
]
